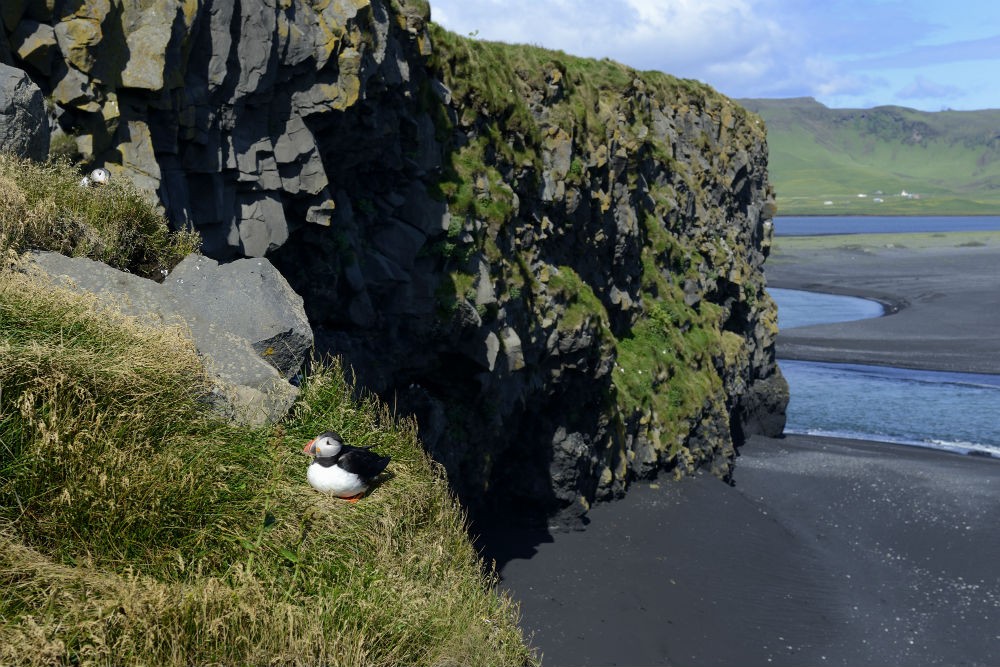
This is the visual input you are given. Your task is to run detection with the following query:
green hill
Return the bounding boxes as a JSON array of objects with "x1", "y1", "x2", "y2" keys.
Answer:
[{"x1": 740, "y1": 97, "x2": 1000, "y2": 215}]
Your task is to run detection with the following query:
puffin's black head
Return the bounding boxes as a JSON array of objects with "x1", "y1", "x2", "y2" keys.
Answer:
[{"x1": 302, "y1": 431, "x2": 344, "y2": 458}]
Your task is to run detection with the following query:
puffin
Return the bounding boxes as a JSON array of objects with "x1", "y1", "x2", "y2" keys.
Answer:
[
  {"x1": 79, "y1": 167, "x2": 110, "y2": 188},
  {"x1": 302, "y1": 431, "x2": 391, "y2": 502}
]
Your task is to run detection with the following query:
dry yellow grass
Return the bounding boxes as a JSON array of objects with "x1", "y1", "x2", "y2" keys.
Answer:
[{"x1": 0, "y1": 152, "x2": 199, "y2": 278}]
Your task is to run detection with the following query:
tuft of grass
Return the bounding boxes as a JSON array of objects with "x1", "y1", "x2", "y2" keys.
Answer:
[
  {"x1": 0, "y1": 153, "x2": 199, "y2": 278},
  {"x1": 0, "y1": 266, "x2": 533, "y2": 666},
  {"x1": 546, "y1": 265, "x2": 611, "y2": 335}
]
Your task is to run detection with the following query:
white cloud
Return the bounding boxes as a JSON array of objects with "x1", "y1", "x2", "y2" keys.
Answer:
[
  {"x1": 617, "y1": 0, "x2": 781, "y2": 60},
  {"x1": 430, "y1": 0, "x2": 786, "y2": 85},
  {"x1": 426, "y1": 0, "x2": 1000, "y2": 110},
  {"x1": 896, "y1": 76, "x2": 963, "y2": 101}
]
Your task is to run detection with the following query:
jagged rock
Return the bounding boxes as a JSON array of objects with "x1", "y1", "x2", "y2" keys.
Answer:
[
  {"x1": 474, "y1": 259, "x2": 496, "y2": 307},
  {"x1": 362, "y1": 248, "x2": 409, "y2": 285},
  {"x1": 51, "y1": 10, "x2": 103, "y2": 76},
  {"x1": 371, "y1": 218, "x2": 425, "y2": 272},
  {"x1": 112, "y1": 118, "x2": 161, "y2": 194},
  {"x1": 29, "y1": 251, "x2": 312, "y2": 426},
  {"x1": 397, "y1": 181, "x2": 449, "y2": 235},
  {"x1": 0, "y1": 63, "x2": 48, "y2": 161},
  {"x1": 735, "y1": 371, "x2": 789, "y2": 438},
  {"x1": 543, "y1": 127, "x2": 573, "y2": 179},
  {"x1": 484, "y1": 331, "x2": 500, "y2": 372},
  {"x1": 275, "y1": 116, "x2": 328, "y2": 195},
  {"x1": 238, "y1": 193, "x2": 288, "y2": 257},
  {"x1": 305, "y1": 196, "x2": 336, "y2": 226},
  {"x1": 549, "y1": 428, "x2": 596, "y2": 520},
  {"x1": 119, "y1": 0, "x2": 196, "y2": 91},
  {"x1": 500, "y1": 326, "x2": 525, "y2": 372}
]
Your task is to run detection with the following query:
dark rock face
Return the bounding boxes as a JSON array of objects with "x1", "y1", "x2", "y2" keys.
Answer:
[
  {"x1": 30, "y1": 251, "x2": 312, "y2": 426},
  {"x1": 0, "y1": 62, "x2": 48, "y2": 161},
  {"x1": 4, "y1": 0, "x2": 788, "y2": 525}
]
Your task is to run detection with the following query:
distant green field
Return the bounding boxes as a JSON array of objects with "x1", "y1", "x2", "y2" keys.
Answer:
[{"x1": 740, "y1": 98, "x2": 1000, "y2": 216}]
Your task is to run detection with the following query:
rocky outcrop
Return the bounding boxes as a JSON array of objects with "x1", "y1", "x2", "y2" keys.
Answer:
[
  {"x1": 4, "y1": 0, "x2": 787, "y2": 524},
  {"x1": 0, "y1": 62, "x2": 48, "y2": 160},
  {"x1": 30, "y1": 251, "x2": 312, "y2": 426},
  {"x1": 1, "y1": 0, "x2": 432, "y2": 258}
]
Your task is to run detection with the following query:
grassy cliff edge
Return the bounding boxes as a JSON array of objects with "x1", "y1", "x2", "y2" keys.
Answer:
[{"x1": 0, "y1": 155, "x2": 532, "y2": 666}]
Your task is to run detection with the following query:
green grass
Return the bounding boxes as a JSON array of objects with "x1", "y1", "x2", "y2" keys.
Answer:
[
  {"x1": 427, "y1": 24, "x2": 759, "y2": 237},
  {"x1": 546, "y1": 265, "x2": 611, "y2": 334},
  {"x1": 741, "y1": 98, "x2": 1000, "y2": 215},
  {"x1": 0, "y1": 266, "x2": 532, "y2": 666},
  {"x1": 612, "y1": 287, "x2": 724, "y2": 467},
  {"x1": 0, "y1": 154, "x2": 533, "y2": 665},
  {"x1": 0, "y1": 152, "x2": 200, "y2": 278}
]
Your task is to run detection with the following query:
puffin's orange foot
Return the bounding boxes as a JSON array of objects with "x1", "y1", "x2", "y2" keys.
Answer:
[{"x1": 341, "y1": 493, "x2": 364, "y2": 503}]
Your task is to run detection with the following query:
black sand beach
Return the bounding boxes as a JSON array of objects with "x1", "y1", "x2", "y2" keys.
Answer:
[
  {"x1": 492, "y1": 436, "x2": 1000, "y2": 666},
  {"x1": 484, "y1": 233, "x2": 1000, "y2": 666}
]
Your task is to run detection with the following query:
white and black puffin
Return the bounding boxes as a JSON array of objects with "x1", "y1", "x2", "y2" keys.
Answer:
[{"x1": 302, "y1": 431, "x2": 391, "y2": 502}]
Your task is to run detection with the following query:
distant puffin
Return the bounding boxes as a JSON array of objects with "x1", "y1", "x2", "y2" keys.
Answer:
[
  {"x1": 79, "y1": 167, "x2": 110, "y2": 188},
  {"x1": 302, "y1": 431, "x2": 390, "y2": 502}
]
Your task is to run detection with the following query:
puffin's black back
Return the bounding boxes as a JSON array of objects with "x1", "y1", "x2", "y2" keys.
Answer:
[{"x1": 337, "y1": 445, "x2": 391, "y2": 479}]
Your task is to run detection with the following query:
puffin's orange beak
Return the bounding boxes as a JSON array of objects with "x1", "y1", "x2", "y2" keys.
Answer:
[{"x1": 303, "y1": 439, "x2": 315, "y2": 455}]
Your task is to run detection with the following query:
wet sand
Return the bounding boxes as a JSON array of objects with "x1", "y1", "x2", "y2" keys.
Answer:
[{"x1": 485, "y1": 232, "x2": 1000, "y2": 666}]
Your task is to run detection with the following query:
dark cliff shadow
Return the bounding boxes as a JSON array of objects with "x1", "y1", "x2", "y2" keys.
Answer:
[{"x1": 469, "y1": 512, "x2": 557, "y2": 575}]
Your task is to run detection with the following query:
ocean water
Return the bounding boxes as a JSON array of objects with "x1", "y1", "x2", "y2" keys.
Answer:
[
  {"x1": 771, "y1": 287, "x2": 884, "y2": 330},
  {"x1": 780, "y1": 360, "x2": 1000, "y2": 457},
  {"x1": 772, "y1": 288, "x2": 1000, "y2": 458}
]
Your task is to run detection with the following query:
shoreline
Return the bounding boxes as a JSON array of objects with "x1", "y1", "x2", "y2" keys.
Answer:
[{"x1": 775, "y1": 213, "x2": 1000, "y2": 217}]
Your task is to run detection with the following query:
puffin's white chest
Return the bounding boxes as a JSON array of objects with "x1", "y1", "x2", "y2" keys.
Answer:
[{"x1": 307, "y1": 462, "x2": 366, "y2": 497}]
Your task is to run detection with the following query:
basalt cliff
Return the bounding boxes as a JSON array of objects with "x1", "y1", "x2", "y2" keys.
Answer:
[{"x1": 2, "y1": 0, "x2": 787, "y2": 524}]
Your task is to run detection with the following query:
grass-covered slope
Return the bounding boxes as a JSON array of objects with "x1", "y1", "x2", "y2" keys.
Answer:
[
  {"x1": 741, "y1": 97, "x2": 1000, "y2": 215},
  {"x1": 0, "y1": 156, "x2": 531, "y2": 666}
]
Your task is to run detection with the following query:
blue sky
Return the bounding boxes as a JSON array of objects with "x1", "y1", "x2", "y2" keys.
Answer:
[{"x1": 428, "y1": 0, "x2": 1000, "y2": 111}]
